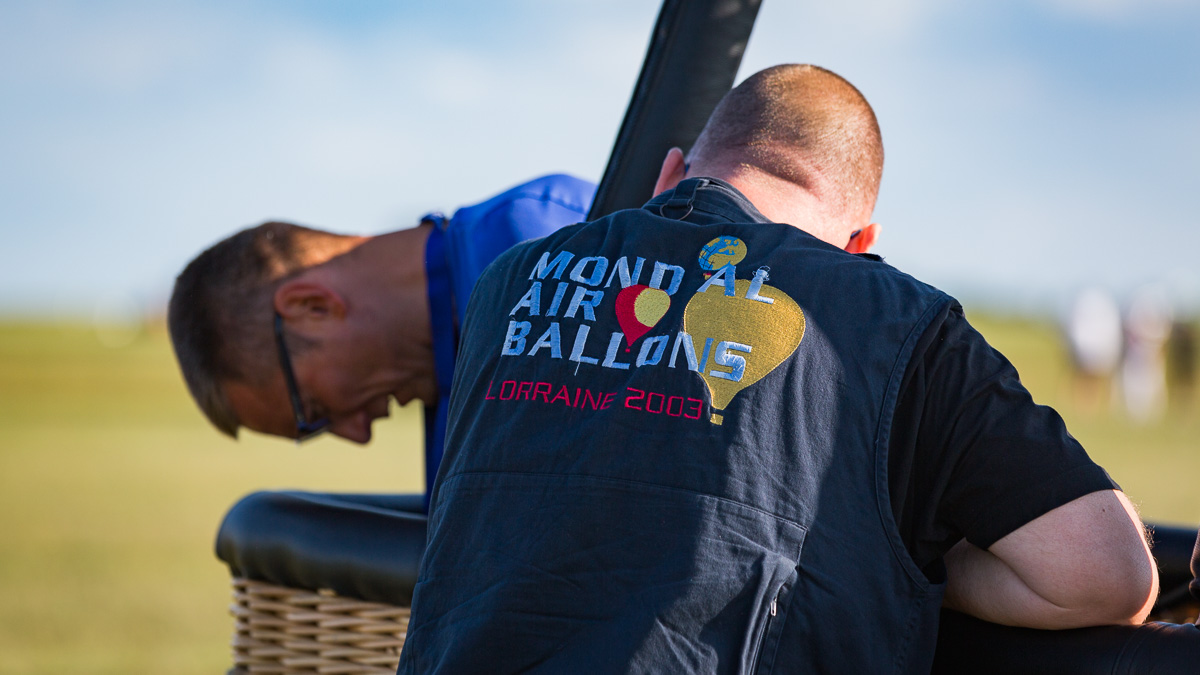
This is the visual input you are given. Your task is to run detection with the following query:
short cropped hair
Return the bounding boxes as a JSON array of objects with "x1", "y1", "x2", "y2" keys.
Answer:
[
  {"x1": 689, "y1": 64, "x2": 884, "y2": 219},
  {"x1": 168, "y1": 222, "x2": 350, "y2": 437}
]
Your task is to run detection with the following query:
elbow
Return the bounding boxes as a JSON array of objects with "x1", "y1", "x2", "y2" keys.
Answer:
[
  {"x1": 1072, "y1": 546, "x2": 1159, "y2": 627},
  {"x1": 1101, "y1": 520, "x2": 1160, "y2": 625},
  {"x1": 1107, "y1": 555, "x2": 1158, "y2": 625},
  {"x1": 1030, "y1": 524, "x2": 1160, "y2": 628},
  {"x1": 1060, "y1": 491, "x2": 1160, "y2": 627}
]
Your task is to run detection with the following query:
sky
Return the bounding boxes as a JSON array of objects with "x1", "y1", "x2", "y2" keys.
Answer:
[{"x1": 1, "y1": 0, "x2": 1197, "y2": 321}]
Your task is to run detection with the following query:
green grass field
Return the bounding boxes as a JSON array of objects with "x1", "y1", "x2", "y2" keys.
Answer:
[{"x1": 0, "y1": 316, "x2": 1196, "y2": 673}]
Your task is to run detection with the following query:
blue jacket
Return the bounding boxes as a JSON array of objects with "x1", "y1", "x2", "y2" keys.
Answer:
[
  {"x1": 422, "y1": 174, "x2": 594, "y2": 501},
  {"x1": 403, "y1": 178, "x2": 951, "y2": 673}
]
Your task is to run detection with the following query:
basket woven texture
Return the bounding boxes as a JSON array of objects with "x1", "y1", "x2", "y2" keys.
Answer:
[{"x1": 230, "y1": 577, "x2": 410, "y2": 674}]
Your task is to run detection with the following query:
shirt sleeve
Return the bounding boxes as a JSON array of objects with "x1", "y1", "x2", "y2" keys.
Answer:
[{"x1": 888, "y1": 302, "x2": 1118, "y2": 573}]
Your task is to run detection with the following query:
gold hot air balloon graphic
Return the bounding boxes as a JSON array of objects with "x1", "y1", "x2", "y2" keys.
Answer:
[{"x1": 682, "y1": 270, "x2": 805, "y2": 424}]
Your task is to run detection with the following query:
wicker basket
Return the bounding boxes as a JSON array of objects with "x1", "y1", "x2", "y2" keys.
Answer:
[{"x1": 230, "y1": 577, "x2": 411, "y2": 674}]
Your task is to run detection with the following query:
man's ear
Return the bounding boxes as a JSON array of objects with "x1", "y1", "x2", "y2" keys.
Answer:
[
  {"x1": 653, "y1": 147, "x2": 687, "y2": 197},
  {"x1": 844, "y1": 222, "x2": 881, "y2": 254},
  {"x1": 273, "y1": 279, "x2": 347, "y2": 326}
]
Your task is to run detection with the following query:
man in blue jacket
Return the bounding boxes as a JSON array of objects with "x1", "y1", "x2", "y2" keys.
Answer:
[
  {"x1": 399, "y1": 65, "x2": 1157, "y2": 673},
  {"x1": 168, "y1": 174, "x2": 594, "y2": 497}
]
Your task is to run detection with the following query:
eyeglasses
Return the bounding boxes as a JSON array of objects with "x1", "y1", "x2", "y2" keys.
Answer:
[{"x1": 273, "y1": 313, "x2": 330, "y2": 442}]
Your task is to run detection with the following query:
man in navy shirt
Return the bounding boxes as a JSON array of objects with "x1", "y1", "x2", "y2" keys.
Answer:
[
  {"x1": 399, "y1": 65, "x2": 1157, "y2": 673},
  {"x1": 168, "y1": 174, "x2": 594, "y2": 497}
]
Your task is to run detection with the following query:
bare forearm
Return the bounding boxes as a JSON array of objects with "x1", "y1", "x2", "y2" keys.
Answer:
[
  {"x1": 945, "y1": 539, "x2": 1108, "y2": 629},
  {"x1": 942, "y1": 535, "x2": 1155, "y2": 629}
]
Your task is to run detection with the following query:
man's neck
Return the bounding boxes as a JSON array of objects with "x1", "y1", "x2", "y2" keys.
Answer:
[
  {"x1": 358, "y1": 224, "x2": 434, "y2": 299},
  {"x1": 330, "y1": 223, "x2": 438, "y2": 402},
  {"x1": 690, "y1": 162, "x2": 851, "y2": 246},
  {"x1": 358, "y1": 222, "x2": 434, "y2": 341}
]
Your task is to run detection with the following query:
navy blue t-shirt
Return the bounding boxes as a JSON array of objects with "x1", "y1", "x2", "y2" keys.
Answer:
[
  {"x1": 402, "y1": 178, "x2": 1117, "y2": 673},
  {"x1": 890, "y1": 302, "x2": 1117, "y2": 576}
]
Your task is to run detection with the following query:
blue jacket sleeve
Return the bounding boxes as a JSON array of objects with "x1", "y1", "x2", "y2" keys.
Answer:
[{"x1": 444, "y1": 173, "x2": 595, "y2": 326}]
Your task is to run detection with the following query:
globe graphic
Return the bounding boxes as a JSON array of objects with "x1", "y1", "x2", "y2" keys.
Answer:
[{"x1": 698, "y1": 236, "x2": 748, "y2": 271}]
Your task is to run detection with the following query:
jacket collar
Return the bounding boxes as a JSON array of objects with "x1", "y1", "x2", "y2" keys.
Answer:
[{"x1": 643, "y1": 177, "x2": 772, "y2": 225}]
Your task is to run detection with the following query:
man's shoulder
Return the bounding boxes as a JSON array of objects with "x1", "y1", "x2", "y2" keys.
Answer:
[
  {"x1": 814, "y1": 244, "x2": 952, "y2": 306},
  {"x1": 477, "y1": 218, "x2": 591, "y2": 275},
  {"x1": 502, "y1": 173, "x2": 596, "y2": 210},
  {"x1": 449, "y1": 174, "x2": 595, "y2": 233},
  {"x1": 440, "y1": 174, "x2": 597, "y2": 306}
]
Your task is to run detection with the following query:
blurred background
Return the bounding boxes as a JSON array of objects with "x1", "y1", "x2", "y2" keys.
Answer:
[{"x1": 1, "y1": 0, "x2": 1196, "y2": 672}]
